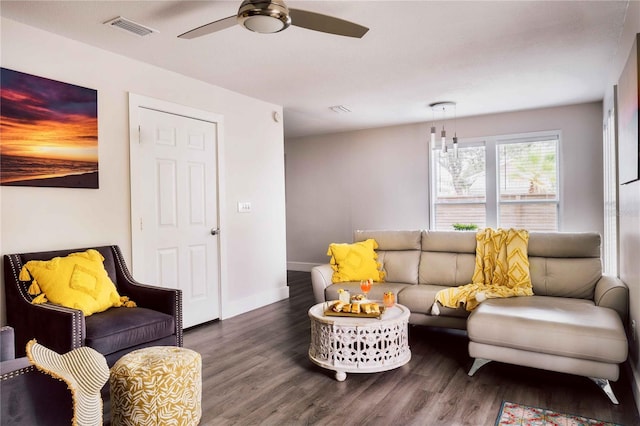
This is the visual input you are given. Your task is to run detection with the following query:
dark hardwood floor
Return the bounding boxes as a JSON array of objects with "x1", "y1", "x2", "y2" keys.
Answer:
[{"x1": 182, "y1": 271, "x2": 640, "y2": 426}]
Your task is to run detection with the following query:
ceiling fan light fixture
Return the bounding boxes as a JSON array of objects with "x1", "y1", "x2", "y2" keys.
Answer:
[
  {"x1": 237, "y1": 0, "x2": 291, "y2": 34},
  {"x1": 179, "y1": 0, "x2": 368, "y2": 39}
]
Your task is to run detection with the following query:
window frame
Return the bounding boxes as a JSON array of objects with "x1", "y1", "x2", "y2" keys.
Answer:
[{"x1": 429, "y1": 130, "x2": 562, "y2": 231}]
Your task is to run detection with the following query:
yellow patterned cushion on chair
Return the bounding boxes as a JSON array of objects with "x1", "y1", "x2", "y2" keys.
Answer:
[
  {"x1": 110, "y1": 346, "x2": 202, "y2": 426},
  {"x1": 19, "y1": 249, "x2": 128, "y2": 316}
]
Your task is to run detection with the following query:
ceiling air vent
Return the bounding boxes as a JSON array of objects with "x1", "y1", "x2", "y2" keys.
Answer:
[
  {"x1": 104, "y1": 16, "x2": 158, "y2": 37},
  {"x1": 329, "y1": 105, "x2": 351, "y2": 113}
]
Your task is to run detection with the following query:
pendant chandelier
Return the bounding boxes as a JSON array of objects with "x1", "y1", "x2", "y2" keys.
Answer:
[{"x1": 429, "y1": 101, "x2": 458, "y2": 157}]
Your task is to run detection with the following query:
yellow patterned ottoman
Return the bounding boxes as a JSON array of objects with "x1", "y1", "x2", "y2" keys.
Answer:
[{"x1": 110, "y1": 347, "x2": 202, "y2": 425}]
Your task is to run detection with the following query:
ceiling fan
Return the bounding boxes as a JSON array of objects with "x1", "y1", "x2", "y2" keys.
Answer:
[{"x1": 178, "y1": 0, "x2": 369, "y2": 39}]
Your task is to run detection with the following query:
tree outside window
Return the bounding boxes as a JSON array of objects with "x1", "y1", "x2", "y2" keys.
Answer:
[{"x1": 432, "y1": 144, "x2": 486, "y2": 230}]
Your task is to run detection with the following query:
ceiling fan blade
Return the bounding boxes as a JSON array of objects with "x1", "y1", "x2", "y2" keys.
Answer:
[
  {"x1": 178, "y1": 15, "x2": 237, "y2": 39},
  {"x1": 288, "y1": 9, "x2": 368, "y2": 38}
]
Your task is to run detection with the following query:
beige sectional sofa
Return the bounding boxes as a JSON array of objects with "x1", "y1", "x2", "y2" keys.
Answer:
[{"x1": 310, "y1": 229, "x2": 629, "y2": 403}]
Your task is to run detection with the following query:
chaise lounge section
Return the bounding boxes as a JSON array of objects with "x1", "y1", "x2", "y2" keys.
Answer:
[{"x1": 311, "y1": 229, "x2": 629, "y2": 403}]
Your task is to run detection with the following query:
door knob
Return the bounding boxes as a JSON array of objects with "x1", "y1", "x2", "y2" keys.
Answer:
[{"x1": 211, "y1": 228, "x2": 219, "y2": 236}]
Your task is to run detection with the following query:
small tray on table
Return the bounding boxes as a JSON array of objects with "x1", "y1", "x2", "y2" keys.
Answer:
[{"x1": 323, "y1": 301, "x2": 385, "y2": 319}]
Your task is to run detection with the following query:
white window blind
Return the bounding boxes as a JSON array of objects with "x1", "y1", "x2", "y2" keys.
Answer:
[{"x1": 497, "y1": 137, "x2": 559, "y2": 231}]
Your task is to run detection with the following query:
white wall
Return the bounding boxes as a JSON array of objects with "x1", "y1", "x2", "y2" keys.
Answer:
[
  {"x1": 603, "y1": 0, "x2": 640, "y2": 412},
  {"x1": 285, "y1": 102, "x2": 604, "y2": 268},
  {"x1": 0, "y1": 17, "x2": 288, "y2": 323}
]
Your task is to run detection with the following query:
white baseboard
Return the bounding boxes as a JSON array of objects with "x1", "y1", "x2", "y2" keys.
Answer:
[
  {"x1": 221, "y1": 286, "x2": 289, "y2": 320},
  {"x1": 287, "y1": 261, "x2": 321, "y2": 272}
]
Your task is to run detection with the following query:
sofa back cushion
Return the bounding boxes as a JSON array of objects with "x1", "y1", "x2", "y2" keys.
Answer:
[
  {"x1": 419, "y1": 252, "x2": 475, "y2": 286},
  {"x1": 528, "y1": 232, "x2": 601, "y2": 258},
  {"x1": 528, "y1": 232, "x2": 602, "y2": 298},
  {"x1": 353, "y1": 230, "x2": 603, "y2": 298},
  {"x1": 354, "y1": 230, "x2": 421, "y2": 284},
  {"x1": 421, "y1": 230, "x2": 476, "y2": 253},
  {"x1": 418, "y1": 231, "x2": 602, "y2": 299},
  {"x1": 419, "y1": 231, "x2": 476, "y2": 286}
]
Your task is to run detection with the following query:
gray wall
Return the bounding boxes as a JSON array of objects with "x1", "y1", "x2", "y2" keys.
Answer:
[
  {"x1": 603, "y1": 0, "x2": 640, "y2": 410},
  {"x1": 285, "y1": 102, "x2": 604, "y2": 269}
]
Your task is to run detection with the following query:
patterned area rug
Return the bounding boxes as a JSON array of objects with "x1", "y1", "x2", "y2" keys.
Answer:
[{"x1": 496, "y1": 401, "x2": 622, "y2": 426}]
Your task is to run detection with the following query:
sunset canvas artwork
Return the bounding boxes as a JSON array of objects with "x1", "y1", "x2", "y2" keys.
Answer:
[{"x1": 1, "y1": 68, "x2": 98, "y2": 188}]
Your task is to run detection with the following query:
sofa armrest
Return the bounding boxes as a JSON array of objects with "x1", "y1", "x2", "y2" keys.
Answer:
[
  {"x1": 594, "y1": 275, "x2": 629, "y2": 322},
  {"x1": 311, "y1": 264, "x2": 334, "y2": 303},
  {"x1": 4, "y1": 253, "x2": 85, "y2": 358},
  {"x1": 0, "y1": 357, "x2": 32, "y2": 377},
  {"x1": 12, "y1": 303, "x2": 85, "y2": 358},
  {"x1": 1, "y1": 326, "x2": 15, "y2": 361}
]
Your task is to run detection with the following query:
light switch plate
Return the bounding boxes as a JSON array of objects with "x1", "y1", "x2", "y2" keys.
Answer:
[{"x1": 238, "y1": 202, "x2": 251, "y2": 213}]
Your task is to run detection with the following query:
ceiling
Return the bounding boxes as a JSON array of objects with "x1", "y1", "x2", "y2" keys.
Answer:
[{"x1": 0, "y1": 1, "x2": 629, "y2": 139}]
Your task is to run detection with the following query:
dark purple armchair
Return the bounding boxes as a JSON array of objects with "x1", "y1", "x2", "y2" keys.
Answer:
[{"x1": 4, "y1": 245, "x2": 182, "y2": 367}]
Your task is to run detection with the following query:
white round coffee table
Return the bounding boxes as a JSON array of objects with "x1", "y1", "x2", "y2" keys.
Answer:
[{"x1": 308, "y1": 302, "x2": 411, "y2": 381}]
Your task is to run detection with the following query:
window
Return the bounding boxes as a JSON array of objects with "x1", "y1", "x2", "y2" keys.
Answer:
[
  {"x1": 431, "y1": 143, "x2": 487, "y2": 230},
  {"x1": 430, "y1": 132, "x2": 560, "y2": 231},
  {"x1": 497, "y1": 138, "x2": 559, "y2": 230}
]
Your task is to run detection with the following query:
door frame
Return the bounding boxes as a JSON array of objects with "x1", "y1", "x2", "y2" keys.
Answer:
[{"x1": 128, "y1": 93, "x2": 226, "y2": 321}]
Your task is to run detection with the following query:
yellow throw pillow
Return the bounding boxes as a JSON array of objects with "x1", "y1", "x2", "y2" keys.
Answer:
[
  {"x1": 19, "y1": 249, "x2": 129, "y2": 316},
  {"x1": 327, "y1": 239, "x2": 385, "y2": 283}
]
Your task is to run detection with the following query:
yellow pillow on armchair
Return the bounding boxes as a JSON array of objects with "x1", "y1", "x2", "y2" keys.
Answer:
[
  {"x1": 19, "y1": 249, "x2": 132, "y2": 316},
  {"x1": 327, "y1": 239, "x2": 385, "y2": 283}
]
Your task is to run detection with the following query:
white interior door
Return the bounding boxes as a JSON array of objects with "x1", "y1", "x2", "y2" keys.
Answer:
[{"x1": 129, "y1": 95, "x2": 221, "y2": 328}]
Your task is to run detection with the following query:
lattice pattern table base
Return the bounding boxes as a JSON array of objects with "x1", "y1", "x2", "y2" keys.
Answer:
[{"x1": 308, "y1": 303, "x2": 411, "y2": 381}]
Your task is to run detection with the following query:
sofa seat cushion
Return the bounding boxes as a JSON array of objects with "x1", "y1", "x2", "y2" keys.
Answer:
[
  {"x1": 467, "y1": 296, "x2": 628, "y2": 364},
  {"x1": 85, "y1": 307, "x2": 175, "y2": 355},
  {"x1": 324, "y1": 282, "x2": 409, "y2": 302},
  {"x1": 398, "y1": 285, "x2": 469, "y2": 317}
]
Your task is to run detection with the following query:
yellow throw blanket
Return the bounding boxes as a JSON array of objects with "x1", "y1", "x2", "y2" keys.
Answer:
[{"x1": 432, "y1": 228, "x2": 533, "y2": 314}]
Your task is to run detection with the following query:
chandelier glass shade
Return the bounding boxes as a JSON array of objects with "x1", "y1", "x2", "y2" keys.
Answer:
[{"x1": 429, "y1": 101, "x2": 458, "y2": 157}]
